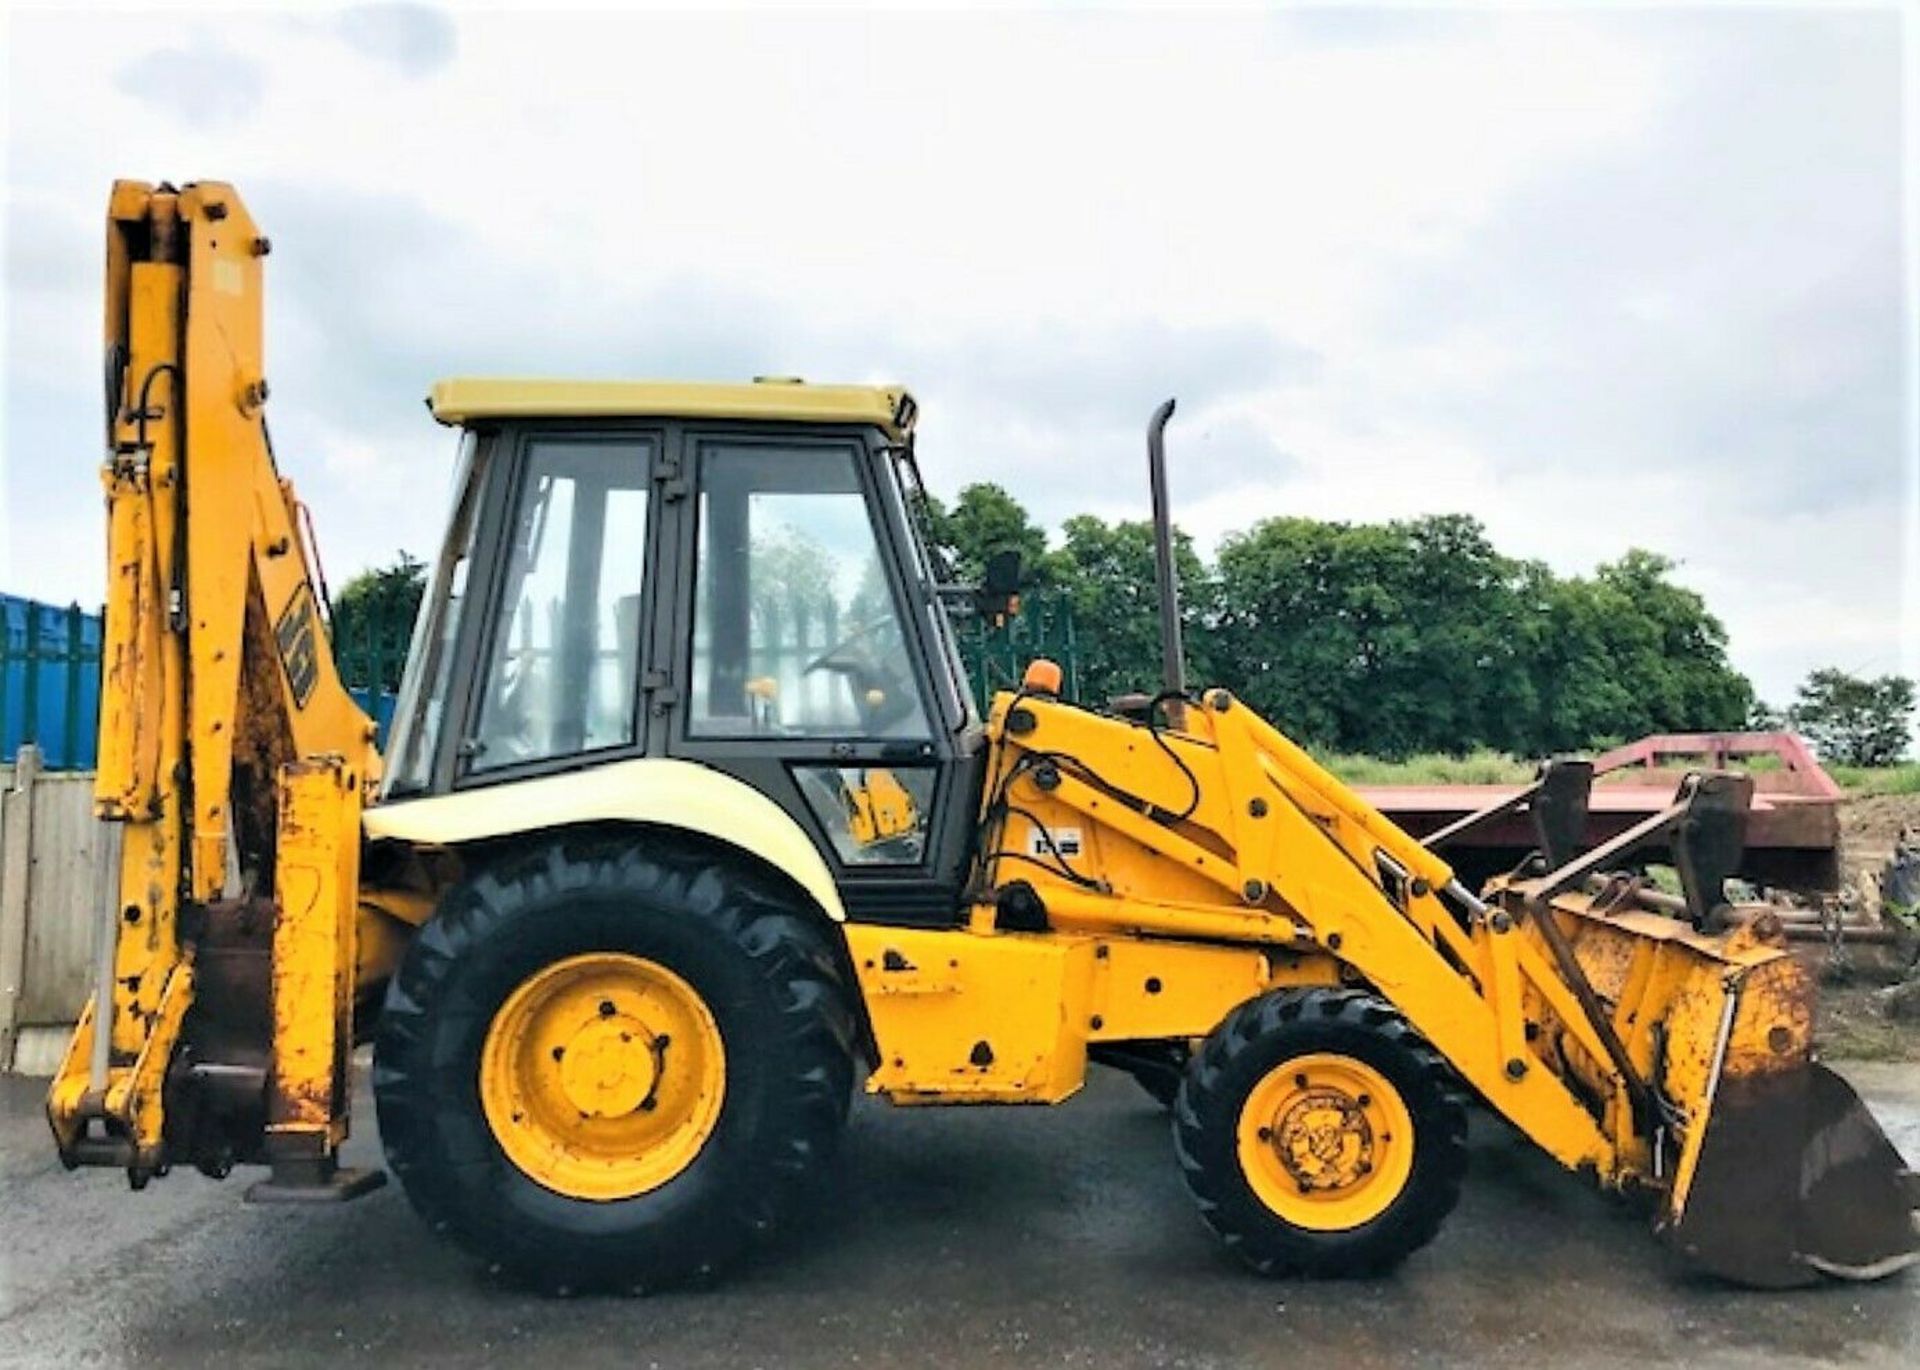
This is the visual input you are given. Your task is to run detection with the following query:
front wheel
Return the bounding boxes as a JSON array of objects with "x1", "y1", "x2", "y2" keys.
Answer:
[
  {"x1": 373, "y1": 837, "x2": 856, "y2": 1292},
  {"x1": 1174, "y1": 988, "x2": 1467, "y2": 1278}
]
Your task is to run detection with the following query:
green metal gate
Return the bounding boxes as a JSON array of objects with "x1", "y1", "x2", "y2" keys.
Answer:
[{"x1": 955, "y1": 592, "x2": 1079, "y2": 713}]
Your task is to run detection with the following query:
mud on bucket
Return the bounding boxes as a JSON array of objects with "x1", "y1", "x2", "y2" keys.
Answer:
[{"x1": 1665, "y1": 1060, "x2": 1920, "y2": 1288}]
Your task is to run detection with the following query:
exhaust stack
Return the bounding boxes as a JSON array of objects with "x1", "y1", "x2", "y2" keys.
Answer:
[{"x1": 1146, "y1": 398, "x2": 1185, "y2": 704}]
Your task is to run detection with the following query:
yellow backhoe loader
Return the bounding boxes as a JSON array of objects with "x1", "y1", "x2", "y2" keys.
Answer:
[{"x1": 48, "y1": 181, "x2": 1918, "y2": 1292}]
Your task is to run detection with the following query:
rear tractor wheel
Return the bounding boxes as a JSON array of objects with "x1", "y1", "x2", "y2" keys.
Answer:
[
  {"x1": 373, "y1": 837, "x2": 857, "y2": 1292},
  {"x1": 1174, "y1": 987, "x2": 1467, "y2": 1278}
]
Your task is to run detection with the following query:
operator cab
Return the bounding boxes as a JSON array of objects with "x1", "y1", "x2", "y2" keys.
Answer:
[{"x1": 381, "y1": 378, "x2": 985, "y2": 924}]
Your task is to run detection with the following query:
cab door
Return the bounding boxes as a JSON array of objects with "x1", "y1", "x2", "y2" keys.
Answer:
[{"x1": 662, "y1": 427, "x2": 978, "y2": 925}]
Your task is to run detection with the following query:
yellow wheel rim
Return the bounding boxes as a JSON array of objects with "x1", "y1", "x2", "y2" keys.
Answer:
[
  {"x1": 1236, "y1": 1052, "x2": 1414, "y2": 1232},
  {"x1": 479, "y1": 952, "x2": 725, "y2": 1201}
]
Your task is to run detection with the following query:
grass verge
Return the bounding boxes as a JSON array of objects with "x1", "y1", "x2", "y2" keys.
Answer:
[
  {"x1": 1317, "y1": 751, "x2": 1920, "y2": 793},
  {"x1": 1313, "y1": 749, "x2": 1536, "y2": 786},
  {"x1": 1830, "y1": 763, "x2": 1920, "y2": 796}
]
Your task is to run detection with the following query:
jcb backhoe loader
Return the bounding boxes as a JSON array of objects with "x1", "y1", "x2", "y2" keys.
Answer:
[{"x1": 49, "y1": 181, "x2": 1918, "y2": 1292}]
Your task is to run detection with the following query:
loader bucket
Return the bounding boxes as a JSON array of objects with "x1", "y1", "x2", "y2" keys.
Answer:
[
  {"x1": 1666, "y1": 1058, "x2": 1919, "y2": 1288},
  {"x1": 1627, "y1": 920, "x2": 1918, "y2": 1288},
  {"x1": 1482, "y1": 765, "x2": 1919, "y2": 1288}
]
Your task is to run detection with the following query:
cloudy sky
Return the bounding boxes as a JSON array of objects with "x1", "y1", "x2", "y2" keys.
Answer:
[{"x1": 3, "y1": 2, "x2": 1913, "y2": 711}]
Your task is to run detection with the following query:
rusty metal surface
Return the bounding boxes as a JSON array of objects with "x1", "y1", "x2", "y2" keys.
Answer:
[
  {"x1": 1668, "y1": 1068, "x2": 1819, "y2": 1288},
  {"x1": 1487, "y1": 767, "x2": 1916, "y2": 1292},
  {"x1": 159, "y1": 897, "x2": 273, "y2": 1175},
  {"x1": 1797, "y1": 1064, "x2": 1920, "y2": 1280}
]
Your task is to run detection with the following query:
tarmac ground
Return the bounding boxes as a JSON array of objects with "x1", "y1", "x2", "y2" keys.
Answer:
[{"x1": 2, "y1": 1061, "x2": 1916, "y2": 1368}]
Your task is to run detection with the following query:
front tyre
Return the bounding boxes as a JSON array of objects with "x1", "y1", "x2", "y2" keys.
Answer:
[
  {"x1": 1174, "y1": 988, "x2": 1467, "y2": 1278},
  {"x1": 373, "y1": 837, "x2": 856, "y2": 1292}
]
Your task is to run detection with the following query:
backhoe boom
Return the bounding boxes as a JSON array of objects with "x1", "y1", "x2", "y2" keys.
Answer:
[{"x1": 48, "y1": 181, "x2": 381, "y2": 1196}]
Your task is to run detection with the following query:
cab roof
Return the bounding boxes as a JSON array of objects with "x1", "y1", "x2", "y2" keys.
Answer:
[{"x1": 427, "y1": 377, "x2": 916, "y2": 440}]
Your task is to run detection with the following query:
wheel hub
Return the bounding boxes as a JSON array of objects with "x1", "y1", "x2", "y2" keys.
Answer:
[
  {"x1": 555, "y1": 1014, "x2": 664, "y2": 1120},
  {"x1": 479, "y1": 952, "x2": 725, "y2": 1201},
  {"x1": 1236, "y1": 1051, "x2": 1414, "y2": 1231},
  {"x1": 1272, "y1": 1087, "x2": 1374, "y2": 1192}
]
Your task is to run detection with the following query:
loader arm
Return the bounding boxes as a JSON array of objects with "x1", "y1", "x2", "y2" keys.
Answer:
[
  {"x1": 47, "y1": 181, "x2": 382, "y2": 1195},
  {"x1": 978, "y1": 689, "x2": 1618, "y2": 1174},
  {"x1": 972, "y1": 682, "x2": 1917, "y2": 1284}
]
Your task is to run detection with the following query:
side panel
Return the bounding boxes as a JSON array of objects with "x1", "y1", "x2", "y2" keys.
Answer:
[
  {"x1": 848, "y1": 924, "x2": 1338, "y2": 1105},
  {"x1": 362, "y1": 756, "x2": 847, "y2": 923},
  {"x1": 851, "y1": 926, "x2": 1095, "y2": 1103}
]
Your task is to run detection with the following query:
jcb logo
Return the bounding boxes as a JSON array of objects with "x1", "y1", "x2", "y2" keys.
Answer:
[{"x1": 275, "y1": 587, "x2": 320, "y2": 709}]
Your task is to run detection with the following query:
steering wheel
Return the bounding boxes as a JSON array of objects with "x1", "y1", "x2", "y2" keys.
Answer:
[
  {"x1": 803, "y1": 620, "x2": 883, "y2": 677},
  {"x1": 804, "y1": 622, "x2": 915, "y2": 733}
]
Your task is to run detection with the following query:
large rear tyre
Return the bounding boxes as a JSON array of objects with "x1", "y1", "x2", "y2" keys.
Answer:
[
  {"x1": 373, "y1": 836, "x2": 856, "y2": 1292},
  {"x1": 1174, "y1": 987, "x2": 1467, "y2": 1278}
]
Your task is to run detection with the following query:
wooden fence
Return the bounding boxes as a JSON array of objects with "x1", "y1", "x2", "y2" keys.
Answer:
[{"x1": 0, "y1": 747, "x2": 117, "y2": 1075}]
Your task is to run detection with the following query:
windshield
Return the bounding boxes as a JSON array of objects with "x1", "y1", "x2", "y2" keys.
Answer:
[
  {"x1": 380, "y1": 433, "x2": 481, "y2": 798},
  {"x1": 885, "y1": 444, "x2": 976, "y2": 731}
]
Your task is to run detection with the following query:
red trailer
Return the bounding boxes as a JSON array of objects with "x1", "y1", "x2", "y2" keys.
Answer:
[{"x1": 1362, "y1": 733, "x2": 1843, "y2": 894}]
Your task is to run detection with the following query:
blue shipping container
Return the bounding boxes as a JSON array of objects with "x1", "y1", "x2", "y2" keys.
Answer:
[{"x1": 1, "y1": 595, "x2": 104, "y2": 770}]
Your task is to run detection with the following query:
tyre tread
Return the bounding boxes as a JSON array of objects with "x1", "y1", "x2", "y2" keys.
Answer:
[
  {"x1": 1173, "y1": 986, "x2": 1467, "y2": 1278},
  {"x1": 374, "y1": 834, "x2": 854, "y2": 1292}
]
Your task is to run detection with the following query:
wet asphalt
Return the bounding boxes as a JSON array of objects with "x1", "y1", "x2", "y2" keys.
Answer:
[{"x1": 2, "y1": 1062, "x2": 1916, "y2": 1369}]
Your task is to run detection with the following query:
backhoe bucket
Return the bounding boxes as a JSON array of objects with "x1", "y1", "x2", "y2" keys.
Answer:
[{"x1": 1482, "y1": 764, "x2": 1919, "y2": 1288}]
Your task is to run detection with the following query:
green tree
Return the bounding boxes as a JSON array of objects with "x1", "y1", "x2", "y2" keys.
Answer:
[
  {"x1": 925, "y1": 483, "x2": 1052, "y2": 585},
  {"x1": 1525, "y1": 551, "x2": 1751, "y2": 753},
  {"x1": 1212, "y1": 515, "x2": 1538, "y2": 756},
  {"x1": 1788, "y1": 669, "x2": 1916, "y2": 767},
  {"x1": 1051, "y1": 515, "x2": 1215, "y2": 706},
  {"x1": 1206, "y1": 524, "x2": 1749, "y2": 758},
  {"x1": 330, "y1": 552, "x2": 425, "y2": 691},
  {"x1": 1747, "y1": 698, "x2": 1787, "y2": 731}
]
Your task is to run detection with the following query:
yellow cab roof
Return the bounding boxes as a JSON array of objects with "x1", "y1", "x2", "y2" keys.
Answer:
[{"x1": 427, "y1": 377, "x2": 916, "y2": 440}]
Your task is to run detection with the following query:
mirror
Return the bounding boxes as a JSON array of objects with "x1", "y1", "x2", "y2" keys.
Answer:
[
  {"x1": 978, "y1": 548, "x2": 1023, "y2": 619},
  {"x1": 982, "y1": 548, "x2": 1022, "y2": 595}
]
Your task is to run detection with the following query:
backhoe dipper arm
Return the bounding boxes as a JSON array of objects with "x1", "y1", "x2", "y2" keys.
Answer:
[{"x1": 48, "y1": 182, "x2": 381, "y2": 1194}]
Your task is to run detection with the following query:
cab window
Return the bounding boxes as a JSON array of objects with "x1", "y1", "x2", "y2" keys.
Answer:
[
  {"x1": 468, "y1": 437, "x2": 651, "y2": 770},
  {"x1": 689, "y1": 442, "x2": 931, "y2": 740},
  {"x1": 793, "y1": 765, "x2": 936, "y2": 865}
]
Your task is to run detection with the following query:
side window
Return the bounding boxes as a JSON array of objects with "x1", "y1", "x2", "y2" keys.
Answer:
[
  {"x1": 793, "y1": 765, "x2": 936, "y2": 865},
  {"x1": 469, "y1": 437, "x2": 651, "y2": 771},
  {"x1": 690, "y1": 443, "x2": 931, "y2": 740}
]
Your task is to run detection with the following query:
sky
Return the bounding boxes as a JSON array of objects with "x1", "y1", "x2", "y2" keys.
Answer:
[{"x1": 2, "y1": 1, "x2": 1913, "y2": 714}]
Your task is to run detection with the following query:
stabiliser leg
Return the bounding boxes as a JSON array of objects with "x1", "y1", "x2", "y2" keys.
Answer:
[{"x1": 245, "y1": 757, "x2": 385, "y2": 1203}]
